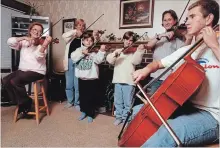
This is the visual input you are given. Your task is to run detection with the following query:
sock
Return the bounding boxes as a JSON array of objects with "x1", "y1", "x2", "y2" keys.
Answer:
[
  {"x1": 87, "y1": 116, "x2": 93, "y2": 123},
  {"x1": 78, "y1": 112, "x2": 86, "y2": 121}
]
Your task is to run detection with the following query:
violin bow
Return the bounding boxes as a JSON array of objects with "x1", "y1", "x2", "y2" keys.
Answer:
[
  {"x1": 85, "y1": 14, "x2": 104, "y2": 33},
  {"x1": 41, "y1": 16, "x2": 64, "y2": 37},
  {"x1": 165, "y1": 0, "x2": 190, "y2": 41},
  {"x1": 78, "y1": 14, "x2": 104, "y2": 39},
  {"x1": 178, "y1": 0, "x2": 190, "y2": 24}
]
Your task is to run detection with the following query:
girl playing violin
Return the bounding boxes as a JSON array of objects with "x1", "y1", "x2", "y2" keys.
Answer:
[
  {"x1": 106, "y1": 31, "x2": 146, "y2": 126},
  {"x1": 2, "y1": 22, "x2": 52, "y2": 114},
  {"x1": 71, "y1": 32, "x2": 107, "y2": 123}
]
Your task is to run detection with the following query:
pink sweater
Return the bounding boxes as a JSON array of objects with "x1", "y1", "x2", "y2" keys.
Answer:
[{"x1": 7, "y1": 37, "x2": 47, "y2": 75}]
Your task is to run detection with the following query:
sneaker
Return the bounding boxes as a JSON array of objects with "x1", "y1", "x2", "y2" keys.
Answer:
[
  {"x1": 88, "y1": 116, "x2": 93, "y2": 123},
  {"x1": 64, "y1": 103, "x2": 73, "y2": 108},
  {"x1": 74, "y1": 105, "x2": 80, "y2": 111},
  {"x1": 114, "y1": 119, "x2": 123, "y2": 126},
  {"x1": 78, "y1": 112, "x2": 86, "y2": 121}
]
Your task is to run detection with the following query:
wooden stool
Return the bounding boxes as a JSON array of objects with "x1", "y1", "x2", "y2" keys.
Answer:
[{"x1": 14, "y1": 79, "x2": 50, "y2": 125}]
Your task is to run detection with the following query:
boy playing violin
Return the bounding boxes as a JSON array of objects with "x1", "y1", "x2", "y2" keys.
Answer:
[
  {"x1": 71, "y1": 32, "x2": 107, "y2": 123},
  {"x1": 106, "y1": 31, "x2": 146, "y2": 126},
  {"x1": 132, "y1": 0, "x2": 219, "y2": 146}
]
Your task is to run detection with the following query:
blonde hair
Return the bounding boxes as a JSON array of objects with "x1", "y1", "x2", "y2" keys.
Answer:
[
  {"x1": 75, "y1": 19, "x2": 86, "y2": 29},
  {"x1": 27, "y1": 22, "x2": 44, "y2": 37}
]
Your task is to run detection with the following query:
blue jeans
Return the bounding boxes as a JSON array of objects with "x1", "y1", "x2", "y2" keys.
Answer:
[
  {"x1": 131, "y1": 104, "x2": 219, "y2": 147},
  {"x1": 148, "y1": 79, "x2": 163, "y2": 95},
  {"x1": 114, "y1": 84, "x2": 135, "y2": 120},
  {"x1": 65, "y1": 58, "x2": 79, "y2": 106}
]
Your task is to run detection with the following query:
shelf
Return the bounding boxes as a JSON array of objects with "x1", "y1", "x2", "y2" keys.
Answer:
[
  {"x1": 12, "y1": 28, "x2": 28, "y2": 30},
  {"x1": 97, "y1": 41, "x2": 149, "y2": 44}
]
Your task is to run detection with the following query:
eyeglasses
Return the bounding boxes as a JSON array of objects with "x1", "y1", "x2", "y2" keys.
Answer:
[{"x1": 31, "y1": 28, "x2": 42, "y2": 34}]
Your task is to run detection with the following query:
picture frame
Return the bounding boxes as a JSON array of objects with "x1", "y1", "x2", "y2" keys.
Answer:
[
  {"x1": 119, "y1": 0, "x2": 154, "y2": 29},
  {"x1": 62, "y1": 18, "x2": 76, "y2": 33}
]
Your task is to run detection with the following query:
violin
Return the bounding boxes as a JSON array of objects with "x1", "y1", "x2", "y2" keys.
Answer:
[
  {"x1": 122, "y1": 46, "x2": 137, "y2": 54},
  {"x1": 32, "y1": 17, "x2": 63, "y2": 46},
  {"x1": 118, "y1": 32, "x2": 147, "y2": 55},
  {"x1": 162, "y1": 23, "x2": 188, "y2": 41},
  {"x1": 167, "y1": 23, "x2": 187, "y2": 32},
  {"x1": 88, "y1": 44, "x2": 111, "y2": 53},
  {"x1": 38, "y1": 36, "x2": 59, "y2": 45},
  {"x1": 33, "y1": 36, "x2": 59, "y2": 46}
]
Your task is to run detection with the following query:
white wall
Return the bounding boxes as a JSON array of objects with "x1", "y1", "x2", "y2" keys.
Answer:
[{"x1": 8, "y1": 0, "x2": 200, "y2": 72}]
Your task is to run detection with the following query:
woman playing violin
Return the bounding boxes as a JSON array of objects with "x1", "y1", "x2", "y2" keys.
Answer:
[
  {"x1": 2, "y1": 22, "x2": 52, "y2": 114},
  {"x1": 62, "y1": 19, "x2": 86, "y2": 110},
  {"x1": 132, "y1": 0, "x2": 219, "y2": 146},
  {"x1": 106, "y1": 31, "x2": 146, "y2": 126},
  {"x1": 145, "y1": 9, "x2": 192, "y2": 96}
]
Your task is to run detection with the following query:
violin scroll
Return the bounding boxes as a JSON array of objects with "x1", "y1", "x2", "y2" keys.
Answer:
[{"x1": 167, "y1": 23, "x2": 187, "y2": 32}]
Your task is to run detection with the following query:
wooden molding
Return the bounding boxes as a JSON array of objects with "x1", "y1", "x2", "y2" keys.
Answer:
[{"x1": 1, "y1": 0, "x2": 30, "y2": 13}]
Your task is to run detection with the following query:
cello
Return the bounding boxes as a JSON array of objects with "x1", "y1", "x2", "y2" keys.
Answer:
[{"x1": 118, "y1": 24, "x2": 219, "y2": 147}]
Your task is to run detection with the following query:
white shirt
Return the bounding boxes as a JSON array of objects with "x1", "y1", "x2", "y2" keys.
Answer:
[
  {"x1": 161, "y1": 42, "x2": 220, "y2": 122},
  {"x1": 106, "y1": 48, "x2": 146, "y2": 86},
  {"x1": 71, "y1": 46, "x2": 106, "y2": 80},
  {"x1": 7, "y1": 37, "x2": 47, "y2": 75}
]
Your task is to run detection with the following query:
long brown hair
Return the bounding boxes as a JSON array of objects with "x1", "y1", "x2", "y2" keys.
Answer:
[
  {"x1": 27, "y1": 22, "x2": 44, "y2": 37},
  {"x1": 123, "y1": 31, "x2": 137, "y2": 42}
]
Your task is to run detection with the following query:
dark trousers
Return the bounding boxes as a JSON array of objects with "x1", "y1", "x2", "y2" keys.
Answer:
[
  {"x1": 79, "y1": 79, "x2": 98, "y2": 118},
  {"x1": 2, "y1": 70, "x2": 44, "y2": 105}
]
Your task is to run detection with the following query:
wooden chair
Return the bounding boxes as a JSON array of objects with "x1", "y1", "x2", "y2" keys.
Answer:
[{"x1": 14, "y1": 79, "x2": 50, "y2": 125}]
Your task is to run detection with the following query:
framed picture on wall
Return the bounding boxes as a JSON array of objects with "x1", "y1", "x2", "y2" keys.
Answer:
[
  {"x1": 62, "y1": 18, "x2": 76, "y2": 33},
  {"x1": 119, "y1": 0, "x2": 154, "y2": 29}
]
